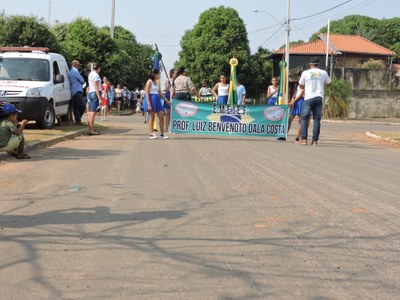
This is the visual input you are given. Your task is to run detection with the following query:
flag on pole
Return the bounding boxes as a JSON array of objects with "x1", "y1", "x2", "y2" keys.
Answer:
[
  {"x1": 153, "y1": 51, "x2": 160, "y2": 70},
  {"x1": 228, "y1": 57, "x2": 238, "y2": 106},
  {"x1": 151, "y1": 50, "x2": 160, "y2": 131},
  {"x1": 277, "y1": 60, "x2": 287, "y2": 105}
]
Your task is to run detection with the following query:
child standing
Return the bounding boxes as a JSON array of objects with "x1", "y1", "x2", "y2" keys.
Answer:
[
  {"x1": 267, "y1": 77, "x2": 279, "y2": 105},
  {"x1": 288, "y1": 84, "x2": 305, "y2": 143},
  {"x1": 101, "y1": 77, "x2": 110, "y2": 121},
  {"x1": 0, "y1": 103, "x2": 30, "y2": 159},
  {"x1": 135, "y1": 98, "x2": 142, "y2": 116}
]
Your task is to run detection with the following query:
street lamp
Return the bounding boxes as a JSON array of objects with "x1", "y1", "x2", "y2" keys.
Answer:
[
  {"x1": 254, "y1": 2, "x2": 291, "y2": 104},
  {"x1": 252, "y1": 9, "x2": 283, "y2": 26}
]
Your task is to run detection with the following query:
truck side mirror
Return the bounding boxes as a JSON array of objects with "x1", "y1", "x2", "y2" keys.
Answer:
[{"x1": 54, "y1": 74, "x2": 64, "y2": 84}]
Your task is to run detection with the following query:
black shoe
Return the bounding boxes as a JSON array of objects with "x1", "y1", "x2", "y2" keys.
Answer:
[{"x1": 277, "y1": 137, "x2": 286, "y2": 141}]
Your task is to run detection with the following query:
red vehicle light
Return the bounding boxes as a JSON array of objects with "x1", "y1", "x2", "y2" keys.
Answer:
[{"x1": 0, "y1": 47, "x2": 49, "y2": 53}]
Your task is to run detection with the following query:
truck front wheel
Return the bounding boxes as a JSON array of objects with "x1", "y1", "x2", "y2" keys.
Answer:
[{"x1": 36, "y1": 104, "x2": 56, "y2": 129}]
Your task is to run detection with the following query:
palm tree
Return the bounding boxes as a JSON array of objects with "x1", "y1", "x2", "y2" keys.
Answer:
[{"x1": 324, "y1": 78, "x2": 353, "y2": 118}]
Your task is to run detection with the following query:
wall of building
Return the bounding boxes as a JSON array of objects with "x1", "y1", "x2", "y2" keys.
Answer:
[{"x1": 333, "y1": 68, "x2": 400, "y2": 118}]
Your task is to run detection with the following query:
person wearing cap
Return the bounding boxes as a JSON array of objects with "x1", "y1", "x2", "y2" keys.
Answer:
[
  {"x1": 69, "y1": 60, "x2": 86, "y2": 125},
  {"x1": 87, "y1": 62, "x2": 102, "y2": 135},
  {"x1": 0, "y1": 103, "x2": 30, "y2": 158},
  {"x1": 297, "y1": 57, "x2": 331, "y2": 145},
  {"x1": 171, "y1": 67, "x2": 199, "y2": 101}
]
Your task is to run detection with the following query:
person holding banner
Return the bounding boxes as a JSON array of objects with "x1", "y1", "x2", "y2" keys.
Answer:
[
  {"x1": 212, "y1": 74, "x2": 229, "y2": 113},
  {"x1": 145, "y1": 69, "x2": 170, "y2": 139},
  {"x1": 164, "y1": 69, "x2": 175, "y2": 133},
  {"x1": 288, "y1": 84, "x2": 305, "y2": 143},
  {"x1": 171, "y1": 67, "x2": 199, "y2": 101},
  {"x1": 266, "y1": 77, "x2": 279, "y2": 105}
]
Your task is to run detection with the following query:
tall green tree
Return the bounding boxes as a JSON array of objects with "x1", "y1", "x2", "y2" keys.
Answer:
[
  {"x1": 52, "y1": 18, "x2": 123, "y2": 83},
  {"x1": 177, "y1": 6, "x2": 252, "y2": 89},
  {"x1": 248, "y1": 47, "x2": 272, "y2": 98},
  {"x1": 106, "y1": 25, "x2": 153, "y2": 88},
  {"x1": 0, "y1": 15, "x2": 60, "y2": 52}
]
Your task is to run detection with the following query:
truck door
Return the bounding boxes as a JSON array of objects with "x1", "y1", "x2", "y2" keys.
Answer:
[{"x1": 52, "y1": 60, "x2": 70, "y2": 115}]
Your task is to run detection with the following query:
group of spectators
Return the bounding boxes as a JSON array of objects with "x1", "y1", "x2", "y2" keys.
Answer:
[{"x1": 68, "y1": 59, "x2": 145, "y2": 133}]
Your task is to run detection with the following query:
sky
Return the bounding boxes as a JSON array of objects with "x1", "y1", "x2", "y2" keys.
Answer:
[{"x1": 1, "y1": 0, "x2": 398, "y2": 73}]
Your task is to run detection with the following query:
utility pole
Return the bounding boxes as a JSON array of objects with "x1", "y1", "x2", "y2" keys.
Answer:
[
  {"x1": 284, "y1": 0, "x2": 291, "y2": 104},
  {"x1": 48, "y1": 0, "x2": 52, "y2": 26},
  {"x1": 110, "y1": 0, "x2": 115, "y2": 39}
]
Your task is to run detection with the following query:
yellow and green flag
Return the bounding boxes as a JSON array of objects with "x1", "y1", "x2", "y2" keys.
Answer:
[{"x1": 228, "y1": 57, "x2": 238, "y2": 106}]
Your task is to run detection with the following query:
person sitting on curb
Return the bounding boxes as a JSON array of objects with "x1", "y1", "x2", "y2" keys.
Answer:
[{"x1": 0, "y1": 103, "x2": 30, "y2": 159}]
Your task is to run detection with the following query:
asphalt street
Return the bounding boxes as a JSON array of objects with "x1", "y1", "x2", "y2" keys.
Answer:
[{"x1": 0, "y1": 115, "x2": 399, "y2": 299}]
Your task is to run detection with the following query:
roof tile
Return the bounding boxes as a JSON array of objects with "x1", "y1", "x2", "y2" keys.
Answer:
[{"x1": 274, "y1": 34, "x2": 396, "y2": 56}]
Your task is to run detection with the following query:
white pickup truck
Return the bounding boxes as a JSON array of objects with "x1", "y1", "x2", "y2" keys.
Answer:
[{"x1": 0, "y1": 47, "x2": 72, "y2": 128}]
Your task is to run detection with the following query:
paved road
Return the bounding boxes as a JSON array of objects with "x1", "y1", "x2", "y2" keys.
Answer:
[{"x1": 1, "y1": 116, "x2": 399, "y2": 299}]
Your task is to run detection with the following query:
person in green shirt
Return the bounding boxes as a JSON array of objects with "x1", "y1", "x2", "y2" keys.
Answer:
[{"x1": 0, "y1": 103, "x2": 30, "y2": 159}]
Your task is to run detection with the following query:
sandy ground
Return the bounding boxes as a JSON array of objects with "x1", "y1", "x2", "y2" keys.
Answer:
[{"x1": 0, "y1": 115, "x2": 399, "y2": 299}]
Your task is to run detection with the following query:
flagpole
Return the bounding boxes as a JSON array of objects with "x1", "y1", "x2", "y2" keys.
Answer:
[
  {"x1": 325, "y1": 18, "x2": 330, "y2": 67},
  {"x1": 155, "y1": 44, "x2": 169, "y2": 80},
  {"x1": 284, "y1": 0, "x2": 291, "y2": 104}
]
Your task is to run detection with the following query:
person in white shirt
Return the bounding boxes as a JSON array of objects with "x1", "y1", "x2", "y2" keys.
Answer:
[
  {"x1": 87, "y1": 62, "x2": 102, "y2": 135},
  {"x1": 297, "y1": 58, "x2": 331, "y2": 145}
]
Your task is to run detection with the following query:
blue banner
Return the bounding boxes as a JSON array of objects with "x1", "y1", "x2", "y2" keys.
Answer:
[{"x1": 171, "y1": 99, "x2": 289, "y2": 137}]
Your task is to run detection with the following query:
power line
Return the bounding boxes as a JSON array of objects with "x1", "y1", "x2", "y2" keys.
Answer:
[
  {"x1": 248, "y1": 24, "x2": 282, "y2": 35},
  {"x1": 292, "y1": 0, "x2": 353, "y2": 21},
  {"x1": 288, "y1": 0, "x2": 377, "y2": 42},
  {"x1": 251, "y1": 24, "x2": 285, "y2": 54}
]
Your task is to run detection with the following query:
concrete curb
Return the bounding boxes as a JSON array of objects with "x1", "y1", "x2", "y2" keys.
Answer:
[
  {"x1": 323, "y1": 119, "x2": 400, "y2": 126},
  {"x1": 365, "y1": 131, "x2": 400, "y2": 145},
  {"x1": 27, "y1": 129, "x2": 87, "y2": 149},
  {"x1": 0, "y1": 129, "x2": 87, "y2": 160}
]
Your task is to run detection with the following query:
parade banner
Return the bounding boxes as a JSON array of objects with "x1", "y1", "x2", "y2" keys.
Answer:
[{"x1": 171, "y1": 99, "x2": 289, "y2": 138}]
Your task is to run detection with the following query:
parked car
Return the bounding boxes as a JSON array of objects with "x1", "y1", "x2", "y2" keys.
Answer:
[{"x1": 0, "y1": 47, "x2": 72, "y2": 128}]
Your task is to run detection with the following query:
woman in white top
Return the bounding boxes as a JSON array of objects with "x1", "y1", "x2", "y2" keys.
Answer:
[
  {"x1": 87, "y1": 62, "x2": 102, "y2": 135},
  {"x1": 267, "y1": 76, "x2": 279, "y2": 105},
  {"x1": 212, "y1": 74, "x2": 229, "y2": 112},
  {"x1": 145, "y1": 69, "x2": 170, "y2": 139}
]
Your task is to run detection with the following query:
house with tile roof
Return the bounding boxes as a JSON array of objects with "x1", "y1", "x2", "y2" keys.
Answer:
[
  {"x1": 268, "y1": 34, "x2": 397, "y2": 80},
  {"x1": 267, "y1": 34, "x2": 400, "y2": 118}
]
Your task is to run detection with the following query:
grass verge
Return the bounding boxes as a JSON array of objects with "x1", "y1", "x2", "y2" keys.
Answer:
[
  {"x1": 24, "y1": 124, "x2": 107, "y2": 145},
  {"x1": 371, "y1": 131, "x2": 400, "y2": 141}
]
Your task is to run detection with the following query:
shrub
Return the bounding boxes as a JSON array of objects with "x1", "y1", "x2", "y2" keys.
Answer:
[
  {"x1": 357, "y1": 59, "x2": 385, "y2": 70},
  {"x1": 324, "y1": 78, "x2": 353, "y2": 118}
]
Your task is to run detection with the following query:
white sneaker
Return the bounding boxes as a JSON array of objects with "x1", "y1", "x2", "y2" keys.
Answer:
[
  {"x1": 149, "y1": 133, "x2": 158, "y2": 139},
  {"x1": 160, "y1": 134, "x2": 169, "y2": 139}
]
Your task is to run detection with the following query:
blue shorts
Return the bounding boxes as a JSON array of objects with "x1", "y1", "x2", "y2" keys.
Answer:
[
  {"x1": 217, "y1": 95, "x2": 228, "y2": 105},
  {"x1": 291, "y1": 97, "x2": 304, "y2": 116},
  {"x1": 164, "y1": 91, "x2": 171, "y2": 109},
  {"x1": 149, "y1": 93, "x2": 163, "y2": 113},
  {"x1": 88, "y1": 92, "x2": 99, "y2": 112},
  {"x1": 268, "y1": 97, "x2": 277, "y2": 105}
]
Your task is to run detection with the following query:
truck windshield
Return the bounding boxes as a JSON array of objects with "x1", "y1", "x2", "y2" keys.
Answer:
[{"x1": 0, "y1": 58, "x2": 50, "y2": 81}]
